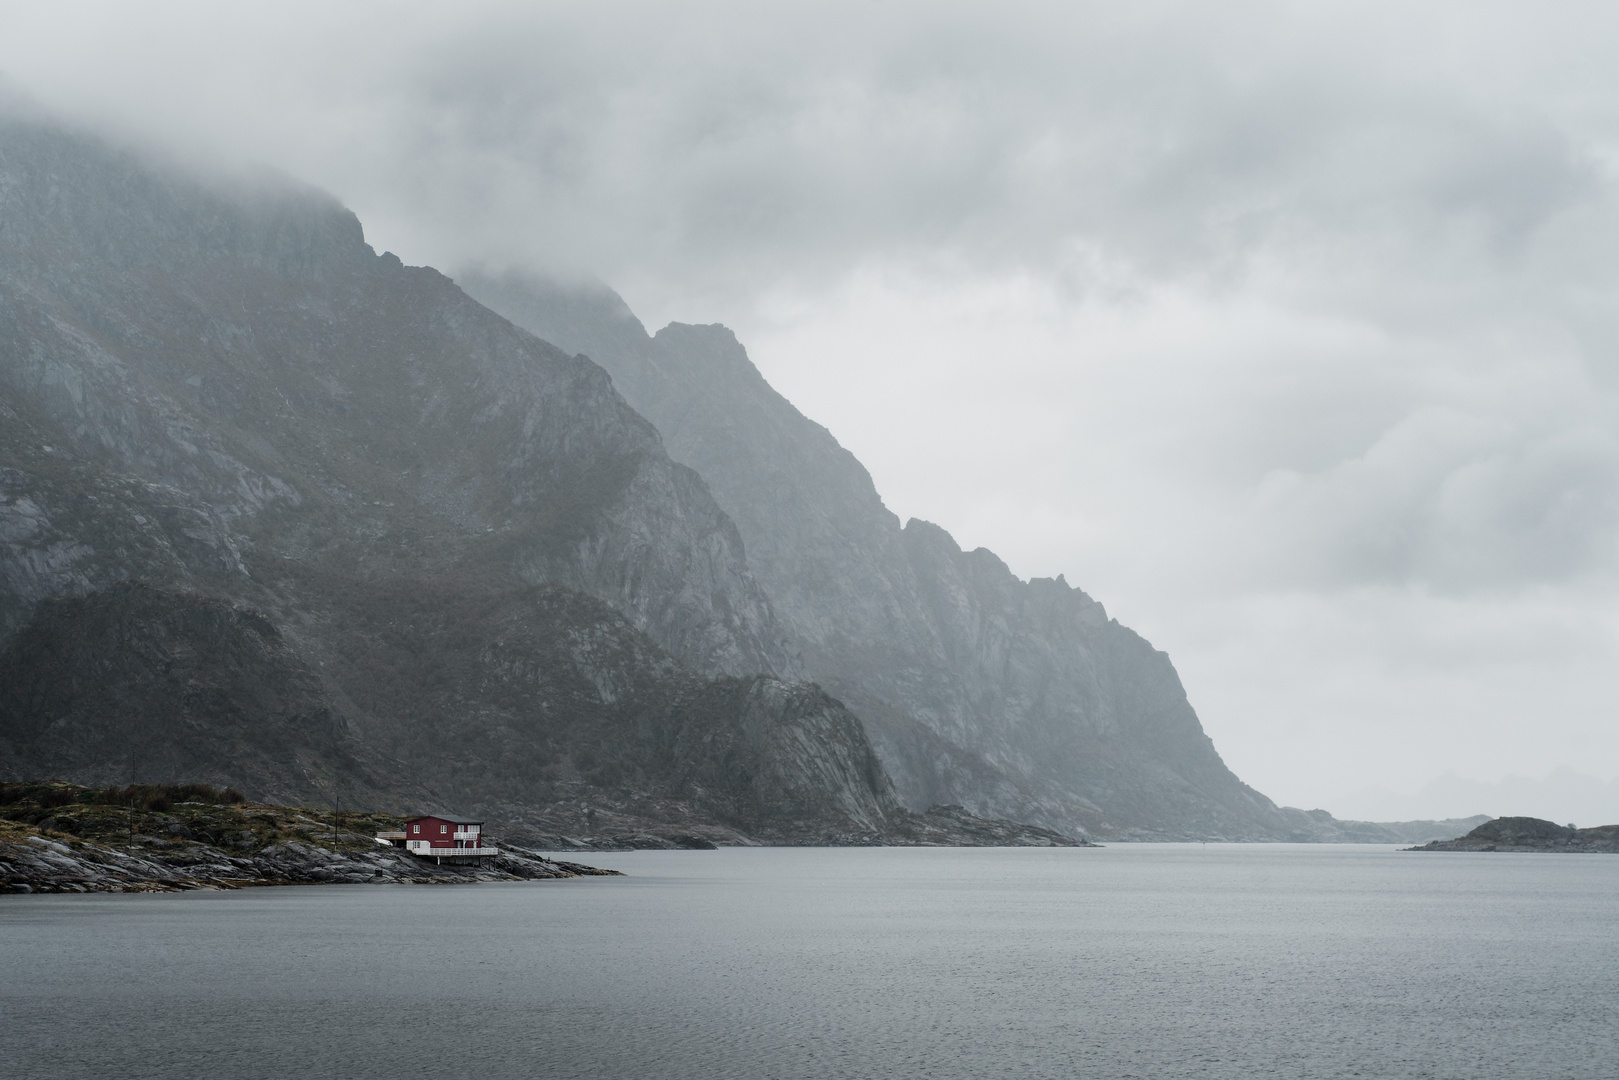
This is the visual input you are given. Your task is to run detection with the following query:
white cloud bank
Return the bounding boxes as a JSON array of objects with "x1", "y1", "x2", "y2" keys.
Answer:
[{"x1": 3, "y1": 0, "x2": 1618, "y2": 819}]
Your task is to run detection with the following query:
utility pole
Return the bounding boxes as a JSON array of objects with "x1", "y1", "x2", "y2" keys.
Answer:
[{"x1": 128, "y1": 751, "x2": 136, "y2": 854}]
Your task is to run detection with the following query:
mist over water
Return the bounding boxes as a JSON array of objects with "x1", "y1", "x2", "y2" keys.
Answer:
[{"x1": 5, "y1": 847, "x2": 1616, "y2": 1079}]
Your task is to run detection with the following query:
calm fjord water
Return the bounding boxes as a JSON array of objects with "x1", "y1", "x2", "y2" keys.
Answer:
[{"x1": 4, "y1": 845, "x2": 1617, "y2": 1080}]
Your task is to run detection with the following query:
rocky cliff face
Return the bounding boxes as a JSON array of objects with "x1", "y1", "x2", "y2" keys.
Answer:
[
  {"x1": 0, "y1": 584, "x2": 397, "y2": 807},
  {"x1": 0, "y1": 115, "x2": 1079, "y2": 847},
  {"x1": 0, "y1": 116, "x2": 794, "y2": 679},
  {"x1": 0, "y1": 582, "x2": 902, "y2": 843},
  {"x1": 0, "y1": 113, "x2": 1410, "y2": 843},
  {"x1": 0, "y1": 580, "x2": 1076, "y2": 846},
  {"x1": 0, "y1": 116, "x2": 842, "y2": 839},
  {"x1": 461, "y1": 272, "x2": 1361, "y2": 841}
]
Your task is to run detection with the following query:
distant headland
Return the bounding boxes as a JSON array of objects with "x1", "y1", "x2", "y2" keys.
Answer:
[{"x1": 1408, "y1": 816, "x2": 1619, "y2": 853}]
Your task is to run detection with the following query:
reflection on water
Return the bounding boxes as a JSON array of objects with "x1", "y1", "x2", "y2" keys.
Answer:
[{"x1": 4, "y1": 844, "x2": 1617, "y2": 1079}]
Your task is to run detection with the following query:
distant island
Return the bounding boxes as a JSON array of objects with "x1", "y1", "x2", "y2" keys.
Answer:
[{"x1": 1408, "y1": 816, "x2": 1619, "y2": 853}]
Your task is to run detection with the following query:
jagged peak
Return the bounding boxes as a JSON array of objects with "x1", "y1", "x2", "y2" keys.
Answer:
[
  {"x1": 650, "y1": 322, "x2": 764, "y2": 380},
  {"x1": 455, "y1": 267, "x2": 653, "y2": 361}
]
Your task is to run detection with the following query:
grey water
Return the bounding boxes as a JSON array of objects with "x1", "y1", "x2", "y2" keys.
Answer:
[{"x1": 3, "y1": 845, "x2": 1617, "y2": 1080}]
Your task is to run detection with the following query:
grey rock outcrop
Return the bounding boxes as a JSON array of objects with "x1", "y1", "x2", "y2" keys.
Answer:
[{"x1": 0, "y1": 832, "x2": 616, "y2": 892}]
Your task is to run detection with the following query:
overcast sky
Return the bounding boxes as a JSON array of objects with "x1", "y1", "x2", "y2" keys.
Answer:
[{"x1": 5, "y1": 1, "x2": 1618, "y2": 821}]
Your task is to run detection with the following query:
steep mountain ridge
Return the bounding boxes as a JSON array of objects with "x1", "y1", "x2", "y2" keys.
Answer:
[
  {"x1": 0, "y1": 113, "x2": 1428, "y2": 842},
  {"x1": 0, "y1": 115, "x2": 1072, "y2": 847},
  {"x1": 0, "y1": 116, "x2": 793, "y2": 678},
  {"x1": 461, "y1": 271, "x2": 1342, "y2": 840}
]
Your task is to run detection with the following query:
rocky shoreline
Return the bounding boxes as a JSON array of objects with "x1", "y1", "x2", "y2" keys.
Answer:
[
  {"x1": 1407, "y1": 816, "x2": 1619, "y2": 853},
  {"x1": 0, "y1": 780, "x2": 1091, "y2": 895},
  {"x1": 0, "y1": 783, "x2": 617, "y2": 894},
  {"x1": 1, "y1": 831, "x2": 617, "y2": 894}
]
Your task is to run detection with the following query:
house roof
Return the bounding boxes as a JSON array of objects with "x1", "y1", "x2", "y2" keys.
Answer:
[{"x1": 405, "y1": 813, "x2": 483, "y2": 826}]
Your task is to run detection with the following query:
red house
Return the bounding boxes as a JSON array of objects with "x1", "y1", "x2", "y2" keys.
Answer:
[{"x1": 378, "y1": 814, "x2": 498, "y2": 863}]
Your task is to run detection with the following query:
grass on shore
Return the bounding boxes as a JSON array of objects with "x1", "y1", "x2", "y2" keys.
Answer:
[{"x1": 0, "y1": 781, "x2": 406, "y2": 857}]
